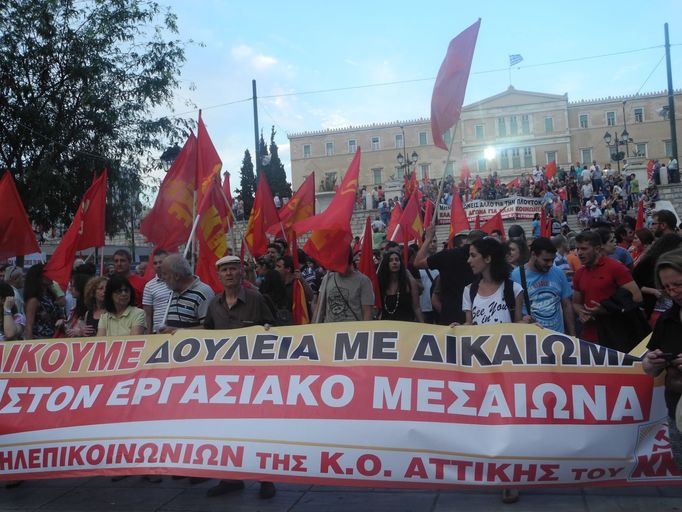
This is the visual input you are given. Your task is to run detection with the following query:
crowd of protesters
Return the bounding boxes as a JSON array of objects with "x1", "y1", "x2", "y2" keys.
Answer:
[{"x1": 3, "y1": 160, "x2": 682, "y2": 501}]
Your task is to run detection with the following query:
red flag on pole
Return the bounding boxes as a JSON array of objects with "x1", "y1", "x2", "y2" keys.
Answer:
[
  {"x1": 448, "y1": 191, "x2": 471, "y2": 240},
  {"x1": 545, "y1": 160, "x2": 557, "y2": 180},
  {"x1": 471, "y1": 175, "x2": 483, "y2": 198},
  {"x1": 358, "y1": 216, "x2": 381, "y2": 309},
  {"x1": 268, "y1": 172, "x2": 315, "y2": 237},
  {"x1": 44, "y1": 170, "x2": 107, "y2": 290},
  {"x1": 423, "y1": 200, "x2": 434, "y2": 229},
  {"x1": 460, "y1": 161, "x2": 471, "y2": 182},
  {"x1": 244, "y1": 173, "x2": 281, "y2": 257},
  {"x1": 396, "y1": 191, "x2": 423, "y2": 243},
  {"x1": 0, "y1": 172, "x2": 41, "y2": 259},
  {"x1": 196, "y1": 112, "x2": 222, "y2": 207},
  {"x1": 195, "y1": 176, "x2": 230, "y2": 292},
  {"x1": 507, "y1": 177, "x2": 521, "y2": 188},
  {"x1": 635, "y1": 200, "x2": 645, "y2": 230},
  {"x1": 430, "y1": 19, "x2": 481, "y2": 150},
  {"x1": 481, "y1": 210, "x2": 506, "y2": 240},
  {"x1": 386, "y1": 204, "x2": 403, "y2": 241},
  {"x1": 293, "y1": 149, "x2": 361, "y2": 272},
  {"x1": 140, "y1": 133, "x2": 197, "y2": 251},
  {"x1": 474, "y1": 214, "x2": 481, "y2": 229},
  {"x1": 290, "y1": 234, "x2": 310, "y2": 325},
  {"x1": 541, "y1": 208, "x2": 549, "y2": 238}
]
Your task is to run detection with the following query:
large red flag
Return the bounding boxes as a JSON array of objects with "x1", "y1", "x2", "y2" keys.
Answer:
[
  {"x1": 290, "y1": 234, "x2": 310, "y2": 325},
  {"x1": 395, "y1": 191, "x2": 423, "y2": 243},
  {"x1": 244, "y1": 173, "x2": 281, "y2": 257},
  {"x1": 140, "y1": 133, "x2": 197, "y2": 251},
  {"x1": 481, "y1": 210, "x2": 506, "y2": 240},
  {"x1": 0, "y1": 172, "x2": 40, "y2": 259},
  {"x1": 507, "y1": 177, "x2": 521, "y2": 188},
  {"x1": 448, "y1": 191, "x2": 470, "y2": 240},
  {"x1": 545, "y1": 160, "x2": 557, "y2": 180},
  {"x1": 293, "y1": 149, "x2": 361, "y2": 272},
  {"x1": 635, "y1": 200, "x2": 645, "y2": 230},
  {"x1": 44, "y1": 170, "x2": 107, "y2": 289},
  {"x1": 268, "y1": 172, "x2": 315, "y2": 237},
  {"x1": 471, "y1": 175, "x2": 483, "y2": 198},
  {"x1": 195, "y1": 176, "x2": 230, "y2": 292},
  {"x1": 430, "y1": 19, "x2": 481, "y2": 150},
  {"x1": 423, "y1": 199, "x2": 434, "y2": 229},
  {"x1": 196, "y1": 112, "x2": 222, "y2": 207},
  {"x1": 358, "y1": 217, "x2": 381, "y2": 309},
  {"x1": 385, "y1": 203, "x2": 403, "y2": 241},
  {"x1": 460, "y1": 161, "x2": 471, "y2": 182}
]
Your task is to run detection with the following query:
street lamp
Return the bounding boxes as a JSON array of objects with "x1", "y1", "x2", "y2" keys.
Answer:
[
  {"x1": 603, "y1": 131, "x2": 626, "y2": 173},
  {"x1": 396, "y1": 126, "x2": 418, "y2": 179}
]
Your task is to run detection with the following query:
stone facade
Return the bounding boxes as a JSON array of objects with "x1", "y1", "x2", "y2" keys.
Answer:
[{"x1": 288, "y1": 87, "x2": 681, "y2": 189}]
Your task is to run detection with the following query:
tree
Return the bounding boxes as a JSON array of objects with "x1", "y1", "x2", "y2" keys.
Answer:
[
  {"x1": 239, "y1": 149, "x2": 256, "y2": 217},
  {"x1": 265, "y1": 126, "x2": 292, "y2": 198},
  {"x1": 0, "y1": 0, "x2": 189, "y2": 235}
]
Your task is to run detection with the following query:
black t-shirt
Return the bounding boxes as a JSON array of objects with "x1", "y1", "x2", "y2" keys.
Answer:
[
  {"x1": 647, "y1": 303, "x2": 682, "y2": 417},
  {"x1": 427, "y1": 247, "x2": 473, "y2": 325}
]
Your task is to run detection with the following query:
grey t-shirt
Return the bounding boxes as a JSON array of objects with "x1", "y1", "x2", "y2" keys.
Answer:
[{"x1": 318, "y1": 271, "x2": 374, "y2": 322}]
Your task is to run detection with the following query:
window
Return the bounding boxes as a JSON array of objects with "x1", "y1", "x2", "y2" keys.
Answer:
[
  {"x1": 394, "y1": 133, "x2": 403, "y2": 149},
  {"x1": 477, "y1": 158, "x2": 487, "y2": 172},
  {"x1": 419, "y1": 132, "x2": 427, "y2": 145},
  {"x1": 512, "y1": 148, "x2": 521, "y2": 168},
  {"x1": 419, "y1": 163, "x2": 430, "y2": 180},
  {"x1": 521, "y1": 114, "x2": 530, "y2": 135},
  {"x1": 665, "y1": 140, "x2": 673, "y2": 157},
  {"x1": 498, "y1": 117, "x2": 506, "y2": 136},
  {"x1": 500, "y1": 149, "x2": 509, "y2": 170},
  {"x1": 372, "y1": 168, "x2": 382, "y2": 185},
  {"x1": 348, "y1": 139, "x2": 357, "y2": 154},
  {"x1": 475, "y1": 124, "x2": 484, "y2": 140},
  {"x1": 523, "y1": 147, "x2": 533, "y2": 167},
  {"x1": 371, "y1": 136, "x2": 380, "y2": 150},
  {"x1": 544, "y1": 117, "x2": 554, "y2": 133},
  {"x1": 634, "y1": 108, "x2": 644, "y2": 123},
  {"x1": 510, "y1": 116, "x2": 518, "y2": 136},
  {"x1": 445, "y1": 162, "x2": 454, "y2": 175},
  {"x1": 325, "y1": 171, "x2": 337, "y2": 188},
  {"x1": 303, "y1": 144, "x2": 311, "y2": 159},
  {"x1": 579, "y1": 114, "x2": 588, "y2": 129},
  {"x1": 580, "y1": 148, "x2": 592, "y2": 165},
  {"x1": 606, "y1": 111, "x2": 616, "y2": 126},
  {"x1": 325, "y1": 142, "x2": 334, "y2": 156},
  {"x1": 443, "y1": 129, "x2": 452, "y2": 145},
  {"x1": 634, "y1": 143, "x2": 647, "y2": 158},
  {"x1": 546, "y1": 151, "x2": 557, "y2": 164}
]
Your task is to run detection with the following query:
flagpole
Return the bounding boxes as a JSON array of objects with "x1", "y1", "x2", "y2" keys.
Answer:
[
  {"x1": 217, "y1": 182, "x2": 251, "y2": 256},
  {"x1": 432, "y1": 123, "x2": 459, "y2": 227},
  {"x1": 100, "y1": 247, "x2": 105, "y2": 276}
]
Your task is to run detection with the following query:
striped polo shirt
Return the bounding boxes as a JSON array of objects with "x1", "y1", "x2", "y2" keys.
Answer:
[
  {"x1": 142, "y1": 276, "x2": 172, "y2": 333},
  {"x1": 165, "y1": 277, "x2": 215, "y2": 328}
]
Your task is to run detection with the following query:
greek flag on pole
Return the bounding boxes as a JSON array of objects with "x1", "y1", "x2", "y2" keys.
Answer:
[{"x1": 509, "y1": 54, "x2": 523, "y2": 66}]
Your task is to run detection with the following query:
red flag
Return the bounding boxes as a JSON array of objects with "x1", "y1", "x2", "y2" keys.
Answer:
[
  {"x1": 545, "y1": 160, "x2": 557, "y2": 180},
  {"x1": 424, "y1": 200, "x2": 434, "y2": 229},
  {"x1": 44, "y1": 170, "x2": 107, "y2": 289},
  {"x1": 636, "y1": 200, "x2": 645, "y2": 230},
  {"x1": 268, "y1": 172, "x2": 315, "y2": 237},
  {"x1": 358, "y1": 217, "x2": 381, "y2": 309},
  {"x1": 0, "y1": 172, "x2": 40, "y2": 258},
  {"x1": 396, "y1": 191, "x2": 423, "y2": 243},
  {"x1": 507, "y1": 177, "x2": 520, "y2": 188},
  {"x1": 140, "y1": 133, "x2": 197, "y2": 251},
  {"x1": 222, "y1": 171, "x2": 234, "y2": 206},
  {"x1": 448, "y1": 191, "x2": 471, "y2": 240},
  {"x1": 196, "y1": 112, "x2": 222, "y2": 207},
  {"x1": 386, "y1": 203, "x2": 403, "y2": 241},
  {"x1": 471, "y1": 175, "x2": 483, "y2": 198},
  {"x1": 195, "y1": 176, "x2": 230, "y2": 292},
  {"x1": 474, "y1": 214, "x2": 481, "y2": 229},
  {"x1": 646, "y1": 160, "x2": 654, "y2": 182},
  {"x1": 403, "y1": 224, "x2": 410, "y2": 266},
  {"x1": 481, "y1": 210, "x2": 506, "y2": 240},
  {"x1": 290, "y1": 234, "x2": 310, "y2": 325},
  {"x1": 541, "y1": 208, "x2": 549, "y2": 237},
  {"x1": 430, "y1": 19, "x2": 481, "y2": 150},
  {"x1": 460, "y1": 161, "x2": 471, "y2": 182},
  {"x1": 293, "y1": 149, "x2": 361, "y2": 272},
  {"x1": 244, "y1": 173, "x2": 281, "y2": 257}
]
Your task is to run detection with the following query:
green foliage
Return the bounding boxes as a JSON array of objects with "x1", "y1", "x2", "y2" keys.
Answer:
[
  {"x1": 239, "y1": 149, "x2": 256, "y2": 217},
  {"x1": 0, "y1": 0, "x2": 190, "y2": 235}
]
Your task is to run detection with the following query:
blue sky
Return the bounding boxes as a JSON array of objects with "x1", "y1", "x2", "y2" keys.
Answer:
[{"x1": 158, "y1": 0, "x2": 681, "y2": 192}]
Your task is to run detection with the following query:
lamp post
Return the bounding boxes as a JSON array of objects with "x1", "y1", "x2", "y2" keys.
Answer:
[
  {"x1": 396, "y1": 126, "x2": 418, "y2": 179},
  {"x1": 603, "y1": 131, "x2": 627, "y2": 173}
]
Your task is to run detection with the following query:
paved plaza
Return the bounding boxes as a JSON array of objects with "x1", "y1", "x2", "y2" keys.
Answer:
[{"x1": 2, "y1": 477, "x2": 682, "y2": 511}]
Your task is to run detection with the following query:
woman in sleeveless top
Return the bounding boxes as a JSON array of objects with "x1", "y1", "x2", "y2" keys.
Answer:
[
  {"x1": 23, "y1": 264, "x2": 64, "y2": 340},
  {"x1": 377, "y1": 250, "x2": 423, "y2": 322}
]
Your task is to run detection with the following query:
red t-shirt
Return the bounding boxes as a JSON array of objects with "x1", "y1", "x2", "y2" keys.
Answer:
[{"x1": 573, "y1": 256, "x2": 633, "y2": 342}]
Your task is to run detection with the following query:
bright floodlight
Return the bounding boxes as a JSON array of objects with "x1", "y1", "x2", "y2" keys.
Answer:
[{"x1": 483, "y1": 146, "x2": 496, "y2": 160}]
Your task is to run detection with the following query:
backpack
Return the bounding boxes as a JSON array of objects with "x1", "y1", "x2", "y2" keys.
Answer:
[{"x1": 469, "y1": 278, "x2": 518, "y2": 321}]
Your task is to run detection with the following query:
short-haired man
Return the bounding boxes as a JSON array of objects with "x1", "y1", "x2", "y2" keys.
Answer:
[
  {"x1": 596, "y1": 227, "x2": 633, "y2": 269},
  {"x1": 142, "y1": 250, "x2": 171, "y2": 333},
  {"x1": 159, "y1": 254, "x2": 214, "y2": 333},
  {"x1": 113, "y1": 249, "x2": 145, "y2": 307},
  {"x1": 313, "y1": 248, "x2": 374, "y2": 322},
  {"x1": 203, "y1": 255, "x2": 276, "y2": 499},
  {"x1": 276, "y1": 255, "x2": 313, "y2": 320},
  {"x1": 572, "y1": 231, "x2": 642, "y2": 345},
  {"x1": 511, "y1": 237, "x2": 575, "y2": 335},
  {"x1": 652, "y1": 210, "x2": 678, "y2": 237}
]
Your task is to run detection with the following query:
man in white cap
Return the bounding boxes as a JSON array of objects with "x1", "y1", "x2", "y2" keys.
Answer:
[{"x1": 203, "y1": 254, "x2": 276, "y2": 499}]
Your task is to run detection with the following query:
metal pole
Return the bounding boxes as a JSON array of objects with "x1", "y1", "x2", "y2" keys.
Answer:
[
  {"x1": 665, "y1": 23, "x2": 678, "y2": 162},
  {"x1": 252, "y1": 80, "x2": 261, "y2": 179},
  {"x1": 622, "y1": 101, "x2": 629, "y2": 158}
]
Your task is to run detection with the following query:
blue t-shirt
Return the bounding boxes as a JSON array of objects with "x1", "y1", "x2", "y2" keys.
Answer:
[
  {"x1": 609, "y1": 246, "x2": 633, "y2": 268},
  {"x1": 511, "y1": 265, "x2": 572, "y2": 333},
  {"x1": 532, "y1": 219, "x2": 540, "y2": 237}
]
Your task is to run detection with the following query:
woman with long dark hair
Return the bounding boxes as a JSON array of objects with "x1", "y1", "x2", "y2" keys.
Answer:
[
  {"x1": 83, "y1": 276, "x2": 107, "y2": 332},
  {"x1": 23, "y1": 264, "x2": 64, "y2": 339},
  {"x1": 506, "y1": 238, "x2": 529, "y2": 269},
  {"x1": 377, "y1": 250, "x2": 423, "y2": 322},
  {"x1": 631, "y1": 228, "x2": 655, "y2": 266},
  {"x1": 96, "y1": 275, "x2": 145, "y2": 336},
  {"x1": 64, "y1": 273, "x2": 95, "y2": 337}
]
